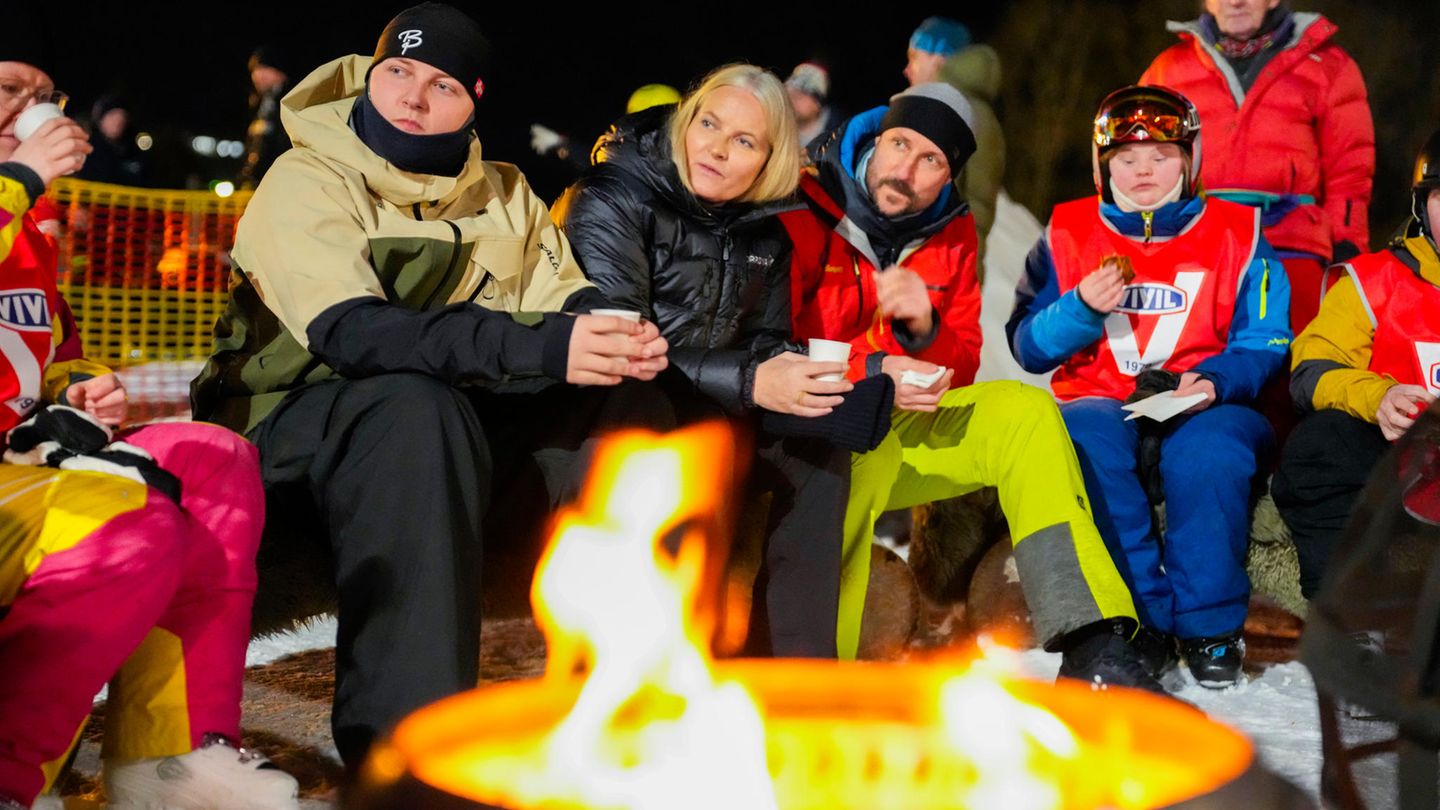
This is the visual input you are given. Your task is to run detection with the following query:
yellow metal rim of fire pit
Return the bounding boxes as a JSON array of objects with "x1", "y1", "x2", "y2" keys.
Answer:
[{"x1": 365, "y1": 659, "x2": 1254, "y2": 810}]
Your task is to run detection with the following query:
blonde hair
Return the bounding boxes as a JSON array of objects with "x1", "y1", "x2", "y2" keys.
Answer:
[{"x1": 668, "y1": 64, "x2": 801, "y2": 204}]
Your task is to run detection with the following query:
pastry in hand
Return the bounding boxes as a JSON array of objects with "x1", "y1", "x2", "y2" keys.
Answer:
[{"x1": 1103, "y1": 253, "x2": 1136, "y2": 283}]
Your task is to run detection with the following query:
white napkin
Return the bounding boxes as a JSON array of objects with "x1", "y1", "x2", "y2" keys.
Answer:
[
  {"x1": 1121, "y1": 390, "x2": 1208, "y2": 422},
  {"x1": 900, "y1": 366, "x2": 948, "y2": 388}
]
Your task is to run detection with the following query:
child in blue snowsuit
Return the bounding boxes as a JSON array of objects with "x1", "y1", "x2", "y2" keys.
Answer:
[{"x1": 1006, "y1": 86, "x2": 1291, "y2": 687}]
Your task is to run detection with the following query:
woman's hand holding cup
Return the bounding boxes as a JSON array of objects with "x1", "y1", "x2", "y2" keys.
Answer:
[{"x1": 753, "y1": 350, "x2": 852, "y2": 417}]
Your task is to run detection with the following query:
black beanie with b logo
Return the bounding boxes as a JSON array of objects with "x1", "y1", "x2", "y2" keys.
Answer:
[{"x1": 370, "y1": 3, "x2": 491, "y2": 102}]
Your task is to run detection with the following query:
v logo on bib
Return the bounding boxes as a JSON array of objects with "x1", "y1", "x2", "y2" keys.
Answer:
[
  {"x1": 1105, "y1": 273, "x2": 1205, "y2": 377},
  {"x1": 0, "y1": 225, "x2": 62, "y2": 425},
  {"x1": 1341, "y1": 248, "x2": 1440, "y2": 398},
  {"x1": 0, "y1": 290, "x2": 53, "y2": 333}
]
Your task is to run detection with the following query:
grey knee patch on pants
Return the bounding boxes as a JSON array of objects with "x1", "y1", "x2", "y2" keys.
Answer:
[{"x1": 1013, "y1": 522, "x2": 1107, "y2": 650}]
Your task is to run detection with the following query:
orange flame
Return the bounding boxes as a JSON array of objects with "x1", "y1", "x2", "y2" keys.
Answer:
[
  {"x1": 528, "y1": 424, "x2": 774, "y2": 810},
  {"x1": 411, "y1": 424, "x2": 775, "y2": 810}
]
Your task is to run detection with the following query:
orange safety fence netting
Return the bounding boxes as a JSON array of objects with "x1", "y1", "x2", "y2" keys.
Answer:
[{"x1": 46, "y1": 178, "x2": 253, "y2": 421}]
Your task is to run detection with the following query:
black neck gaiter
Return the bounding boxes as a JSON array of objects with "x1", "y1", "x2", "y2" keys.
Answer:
[{"x1": 349, "y1": 89, "x2": 472, "y2": 177}]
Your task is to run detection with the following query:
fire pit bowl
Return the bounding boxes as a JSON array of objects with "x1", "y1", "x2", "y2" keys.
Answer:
[{"x1": 349, "y1": 659, "x2": 1310, "y2": 810}]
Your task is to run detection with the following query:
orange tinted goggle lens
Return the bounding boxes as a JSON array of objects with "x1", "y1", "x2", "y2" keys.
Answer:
[{"x1": 1105, "y1": 113, "x2": 1185, "y2": 142}]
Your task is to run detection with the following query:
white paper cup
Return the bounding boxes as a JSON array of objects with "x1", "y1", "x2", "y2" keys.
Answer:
[
  {"x1": 590, "y1": 308, "x2": 642, "y2": 323},
  {"x1": 14, "y1": 103, "x2": 64, "y2": 142},
  {"x1": 807, "y1": 338, "x2": 850, "y2": 382}
]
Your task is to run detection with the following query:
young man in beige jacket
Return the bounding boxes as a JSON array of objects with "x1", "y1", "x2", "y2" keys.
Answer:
[{"x1": 193, "y1": 3, "x2": 667, "y2": 768}]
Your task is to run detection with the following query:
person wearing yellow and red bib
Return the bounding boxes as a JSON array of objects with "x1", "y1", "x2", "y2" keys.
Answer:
[
  {"x1": 1008, "y1": 86, "x2": 1292, "y2": 688},
  {"x1": 0, "y1": 28, "x2": 296, "y2": 808},
  {"x1": 1273, "y1": 130, "x2": 1440, "y2": 601}
]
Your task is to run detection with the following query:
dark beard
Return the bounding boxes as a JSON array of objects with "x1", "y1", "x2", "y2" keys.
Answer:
[{"x1": 875, "y1": 177, "x2": 920, "y2": 213}]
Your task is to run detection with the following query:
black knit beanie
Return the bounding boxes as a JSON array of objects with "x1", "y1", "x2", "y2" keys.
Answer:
[
  {"x1": 370, "y1": 3, "x2": 491, "y2": 104},
  {"x1": 880, "y1": 83, "x2": 977, "y2": 179},
  {"x1": 0, "y1": 9, "x2": 57, "y2": 79}
]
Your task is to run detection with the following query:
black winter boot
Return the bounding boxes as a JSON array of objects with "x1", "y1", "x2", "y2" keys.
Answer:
[
  {"x1": 1131, "y1": 626, "x2": 1178, "y2": 679},
  {"x1": 1180, "y1": 634, "x2": 1246, "y2": 688},
  {"x1": 1058, "y1": 621, "x2": 1166, "y2": 695}
]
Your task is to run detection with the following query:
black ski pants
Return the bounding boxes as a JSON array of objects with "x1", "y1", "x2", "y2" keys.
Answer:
[{"x1": 1272, "y1": 408, "x2": 1391, "y2": 599}]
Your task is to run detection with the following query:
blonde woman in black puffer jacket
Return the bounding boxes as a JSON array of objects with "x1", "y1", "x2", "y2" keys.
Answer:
[{"x1": 558, "y1": 64, "x2": 894, "y2": 659}]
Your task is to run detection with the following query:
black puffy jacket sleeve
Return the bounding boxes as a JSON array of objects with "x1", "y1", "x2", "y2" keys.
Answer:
[
  {"x1": 729, "y1": 233, "x2": 794, "y2": 397},
  {"x1": 560, "y1": 170, "x2": 782, "y2": 413}
]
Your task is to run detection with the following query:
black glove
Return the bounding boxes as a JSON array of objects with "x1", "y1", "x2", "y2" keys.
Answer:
[
  {"x1": 5, "y1": 406, "x2": 181, "y2": 502},
  {"x1": 761, "y1": 374, "x2": 895, "y2": 453},
  {"x1": 1124, "y1": 370, "x2": 1184, "y2": 506}
]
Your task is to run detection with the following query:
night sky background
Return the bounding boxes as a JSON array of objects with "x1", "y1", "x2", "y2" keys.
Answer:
[
  {"x1": 37, "y1": 3, "x2": 982, "y2": 197},
  {"x1": 27, "y1": 1, "x2": 1440, "y2": 246}
]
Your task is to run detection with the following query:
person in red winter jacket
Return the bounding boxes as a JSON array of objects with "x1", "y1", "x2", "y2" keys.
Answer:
[{"x1": 1141, "y1": 0, "x2": 1374, "y2": 336}]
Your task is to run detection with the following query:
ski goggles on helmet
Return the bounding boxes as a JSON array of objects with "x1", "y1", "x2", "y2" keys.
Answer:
[{"x1": 1093, "y1": 86, "x2": 1200, "y2": 148}]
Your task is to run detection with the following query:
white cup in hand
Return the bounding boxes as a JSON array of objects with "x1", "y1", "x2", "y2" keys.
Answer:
[
  {"x1": 14, "y1": 103, "x2": 65, "y2": 141},
  {"x1": 590, "y1": 308, "x2": 642, "y2": 323},
  {"x1": 807, "y1": 338, "x2": 850, "y2": 382}
]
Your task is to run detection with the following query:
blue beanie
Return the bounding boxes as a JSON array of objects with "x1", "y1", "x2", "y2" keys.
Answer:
[{"x1": 909, "y1": 16, "x2": 971, "y2": 57}]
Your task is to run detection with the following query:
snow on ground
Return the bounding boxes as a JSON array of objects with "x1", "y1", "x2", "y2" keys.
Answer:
[
  {"x1": 1018, "y1": 649, "x2": 1401, "y2": 808},
  {"x1": 975, "y1": 191, "x2": 1053, "y2": 389},
  {"x1": 246, "y1": 616, "x2": 338, "y2": 668}
]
